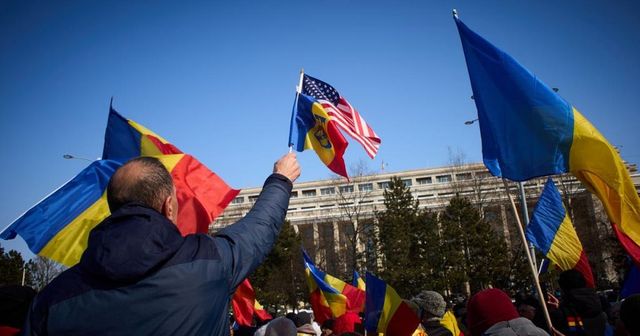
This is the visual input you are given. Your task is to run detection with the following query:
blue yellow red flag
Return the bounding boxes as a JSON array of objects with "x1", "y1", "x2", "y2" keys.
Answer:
[
  {"x1": 103, "y1": 107, "x2": 239, "y2": 235},
  {"x1": 0, "y1": 106, "x2": 238, "y2": 266},
  {"x1": 364, "y1": 272, "x2": 420, "y2": 336},
  {"x1": 290, "y1": 93, "x2": 348, "y2": 178},
  {"x1": 526, "y1": 178, "x2": 595, "y2": 287},
  {"x1": 454, "y1": 15, "x2": 640, "y2": 266},
  {"x1": 302, "y1": 250, "x2": 365, "y2": 324}
]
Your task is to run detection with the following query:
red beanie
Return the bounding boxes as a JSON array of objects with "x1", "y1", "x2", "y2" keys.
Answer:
[{"x1": 466, "y1": 289, "x2": 519, "y2": 336}]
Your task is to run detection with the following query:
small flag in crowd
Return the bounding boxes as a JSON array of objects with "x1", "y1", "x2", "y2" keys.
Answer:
[
  {"x1": 364, "y1": 272, "x2": 420, "y2": 336},
  {"x1": 232, "y1": 279, "x2": 272, "y2": 326},
  {"x1": 302, "y1": 250, "x2": 365, "y2": 324},
  {"x1": 352, "y1": 270, "x2": 366, "y2": 291},
  {"x1": 526, "y1": 178, "x2": 595, "y2": 287},
  {"x1": 301, "y1": 74, "x2": 381, "y2": 158},
  {"x1": 454, "y1": 15, "x2": 640, "y2": 266},
  {"x1": 0, "y1": 105, "x2": 238, "y2": 266}
]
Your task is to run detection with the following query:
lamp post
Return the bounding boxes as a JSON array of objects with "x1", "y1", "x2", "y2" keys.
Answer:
[{"x1": 62, "y1": 154, "x2": 93, "y2": 162}]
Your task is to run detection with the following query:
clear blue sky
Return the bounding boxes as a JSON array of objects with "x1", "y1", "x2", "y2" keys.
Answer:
[{"x1": 2, "y1": 0, "x2": 639, "y2": 259}]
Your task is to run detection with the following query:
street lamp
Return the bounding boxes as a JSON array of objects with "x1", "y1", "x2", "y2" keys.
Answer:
[
  {"x1": 62, "y1": 154, "x2": 93, "y2": 162},
  {"x1": 464, "y1": 118, "x2": 479, "y2": 125}
]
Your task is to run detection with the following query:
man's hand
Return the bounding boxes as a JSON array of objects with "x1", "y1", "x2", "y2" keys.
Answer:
[{"x1": 273, "y1": 152, "x2": 300, "y2": 183}]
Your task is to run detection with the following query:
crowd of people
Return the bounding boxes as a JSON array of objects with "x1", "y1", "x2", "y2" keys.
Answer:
[{"x1": 227, "y1": 278, "x2": 639, "y2": 336}]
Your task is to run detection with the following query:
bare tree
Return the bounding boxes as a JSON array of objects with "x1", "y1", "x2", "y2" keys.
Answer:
[
  {"x1": 317, "y1": 159, "x2": 377, "y2": 278},
  {"x1": 28, "y1": 256, "x2": 65, "y2": 291}
]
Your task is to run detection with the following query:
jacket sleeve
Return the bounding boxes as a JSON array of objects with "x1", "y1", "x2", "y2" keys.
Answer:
[{"x1": 213, "y1": 173, "x2": 292, "y2": 291}]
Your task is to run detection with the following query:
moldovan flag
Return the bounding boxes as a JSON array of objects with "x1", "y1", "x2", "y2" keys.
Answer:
[
  {"x1": 232, "y1": 279, "x2": 272, "y2": 326},
  {"x1": 526, "y1": 179, "x2": 595, "y2": 288},
  {"x1": 303, "y1": 250, "x2": 365, "y2": 324},
  {"x1": 454, "y1": 15, "x2": 640, "y2": 266},
  {"x1": 289, "y1": 93, "x2": 348, "y2": 179},
  {"x1": 364, "y1": 272, "x2": 420, "y2": 336}
]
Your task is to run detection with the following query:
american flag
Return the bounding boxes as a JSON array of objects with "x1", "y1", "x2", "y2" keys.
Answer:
[{"x1": 302, "y1": 74, "x2": 381, "y2": 158}]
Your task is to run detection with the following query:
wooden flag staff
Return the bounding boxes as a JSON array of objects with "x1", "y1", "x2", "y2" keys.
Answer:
[{"x1": 502, "y1": 179, "x2": 554, "y2": 332}]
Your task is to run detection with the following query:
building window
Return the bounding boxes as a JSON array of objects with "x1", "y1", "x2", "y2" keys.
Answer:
[
  {"x1": 302, "y1": 189, "x2": 317, "y2": 197},
  {"x1": 321, "y1": 187, "x2": 336, "y2": 195},
  {"x1": 231, "y1": 196, "x2": 244, "y2": 204},
  {"x1": 377, "y1": 181, "x2": 391, "y2": 189},
  {"x1": 456, "y1": 173, "x2": 472, "y2": 181},
  {"x1": 358, "y1": 183, "x2": 373, "y2": 192},
  {"x1": 290, "y1": 191, "x2": 298, "y2": 198},
  {"x1": 248, "y1": 195, "x2": 259, "y2": 202},
  {"x1": 417, "y1": 177, "x2": 432, "y2": 185},
  {"x1": 476, "y1": 172, "x2": 493, "y2": 179},
  {"x1": 402, "y1": 179, "x2": 413, "y2": 187},
  {"x1": 339, "y1": 185, "x2": 354, "y2": 193},
  {"x1": 436, "y1": 175, "x2": 452, "y2": 183},
  {"x1": 301, "y1": 206, "x2": 316, "y2": 210}
]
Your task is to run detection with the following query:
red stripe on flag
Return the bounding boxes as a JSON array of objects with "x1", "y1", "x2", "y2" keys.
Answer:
[
  {"x1": 386, "y1": 301, "x2": 421, "y2": 336},
  {"x1": 342, "y1": 284, "x2": 365, "y2": 312},
  {"x1": 170, "y1": 154, "x2": 240, "y2": 235},
  {"x1": 611, "y1": 222, "x2": 640, "y2": 268},
  {"x1": 146, "y1": 135, "x2": 183, "y2": 154},
  {"x1": 309, "y1": 289, "x2": 334, "y2": 324},
  {"x1": 232, "y1": 279, "x2": 256, "y2": 326},
  {"x1": 574, "y1": 251, "x2": 595, "y2": 288}
]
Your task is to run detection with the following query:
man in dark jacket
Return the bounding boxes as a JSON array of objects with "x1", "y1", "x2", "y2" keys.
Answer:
[
  {"x1": 550, "y1": 270, "x2": 608, "y2": 336},
  {"x1": 23, "y1": 153, "x2": 300, "y2": 335}
]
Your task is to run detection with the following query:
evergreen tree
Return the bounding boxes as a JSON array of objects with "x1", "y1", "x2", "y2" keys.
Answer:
[
  {"x1": 376, "y1": 176, "x2": 436, "y2": 298},
  {"x1": 0, "y1": 243, "x2": 32, "y2": 286},
  {"x1": 439, "y1": 196, "x2": 511, "y2": 293},
  {"x1": 250, "y1": 221, "x2": 306, "y2": 313}
]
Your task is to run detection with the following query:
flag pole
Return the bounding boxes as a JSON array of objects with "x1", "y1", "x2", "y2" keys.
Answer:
[{"x1": 502, "y1": 179, "x2": 553, "y2": 332}]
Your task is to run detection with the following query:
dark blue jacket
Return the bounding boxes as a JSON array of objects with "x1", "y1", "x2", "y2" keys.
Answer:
[{"x1": 23, "y1": 173, "x2": 292, "y2": 336}]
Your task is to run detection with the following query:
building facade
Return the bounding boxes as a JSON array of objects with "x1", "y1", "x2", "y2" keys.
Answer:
[{"x1": 212, "y1": 163, "x2": 640, "y2": 287}]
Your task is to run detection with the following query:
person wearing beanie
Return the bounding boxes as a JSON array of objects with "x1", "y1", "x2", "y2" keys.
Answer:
[
  {"x1": 550, "y1": 270, "x2": 607, "y2": 336},
  {"x1": 466, "y1": 289, "x2": 548, "y2": 336},
  {"x1": 412, "y1": 291, "x2": 453, "y2": 336}
]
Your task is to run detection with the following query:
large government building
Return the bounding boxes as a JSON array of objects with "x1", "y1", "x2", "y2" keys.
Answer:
[{"x1": 212, "y1": 162, "x2": 640, "y2": 287}]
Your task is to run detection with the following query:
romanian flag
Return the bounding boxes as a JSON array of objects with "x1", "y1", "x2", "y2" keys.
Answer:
[
  {"x1": 231, "y1": 279, "x2": 272, "y2": 326},
  {"x1": 302, "y1": 250, "x2": 365, "y2": 324},
  {"x1": 0, "y1": 108, "x2": 238, "y2": 266},
  {"x1": 103, "y1": 107, "x2": 239, "y2": 235},
  {"x1": 526, "y1": 179, "x2": 595, "y2": 287},
  {"x1": 364, "y1": 272, "x2": 420, "y2": 336},
  {"x1": 454, "y1": 15, "x2": 640, "y2": 266},
  {"x1": 289, "y1": 93, "x2": 348, "y2": 179}
]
